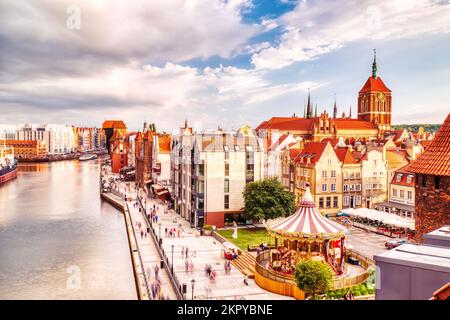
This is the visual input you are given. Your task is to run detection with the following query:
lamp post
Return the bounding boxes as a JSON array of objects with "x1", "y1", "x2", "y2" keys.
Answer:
[
  {"x1": 191, "y1": 279, "x2": 195, "y2": 300},
  {"x1": 171, "y1": 244, "x2": 174, "y2": 274}
]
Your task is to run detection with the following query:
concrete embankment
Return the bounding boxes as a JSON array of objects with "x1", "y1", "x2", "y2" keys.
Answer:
[{"x1": 100, "y1": 192, "x2": 150, "y2": 300}]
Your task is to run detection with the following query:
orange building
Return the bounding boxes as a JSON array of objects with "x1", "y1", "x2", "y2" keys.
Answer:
[
  {"x1": 102, "y1": 120, "x2": 127, "y2": 154},
  {"x1": 110, "y1": 131, "x2": 128, "y2": 173},
  {"x1": 5, "y1": 140, "x2": 47, "y2": 157}
]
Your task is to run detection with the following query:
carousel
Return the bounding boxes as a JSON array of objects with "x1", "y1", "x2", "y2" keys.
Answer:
[{"x1": 265, "y1": 187, "x2": 349, "y2": 277}]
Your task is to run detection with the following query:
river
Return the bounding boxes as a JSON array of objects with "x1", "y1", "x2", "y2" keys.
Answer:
[{"x1": 0, "y1": 160, "x2": 137, "y2": 299}]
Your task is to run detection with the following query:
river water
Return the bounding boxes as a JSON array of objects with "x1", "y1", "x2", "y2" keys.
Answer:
[{"x1": 0, "y1": 160, "x2": 137, "y2": 299}]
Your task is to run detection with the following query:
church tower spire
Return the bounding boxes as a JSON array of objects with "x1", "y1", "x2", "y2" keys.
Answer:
[
  {"x1": 333, "y1": 94, "x2": 338, "y2": 118},
  {"x1": 349, "y1": 106, "x2": 352, "y2": 119},
  {"x1": 314, "y1": 103, "x2": 318, "y2": 117},
  {"x1": 306, "y1": 90, "x2": 312, "y2": 119},
  {"x1": 372, "y1": 48, "x2": 377, "y2": 79}
]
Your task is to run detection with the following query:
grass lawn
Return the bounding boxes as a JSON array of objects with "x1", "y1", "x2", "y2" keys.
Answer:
[{"x1": 217, "y1": 228, "x2": 273, "y2": 250}]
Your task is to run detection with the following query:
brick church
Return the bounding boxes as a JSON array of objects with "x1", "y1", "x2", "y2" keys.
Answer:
[{"x1": 256, "y1": 51, "x2": 393, "y2": 145}]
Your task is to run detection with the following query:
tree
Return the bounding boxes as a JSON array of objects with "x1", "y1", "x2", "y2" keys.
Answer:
[
  {"x1": 294, "y1": 260, "x2": 334, "y2": 299},
  {"x1": 243, "y1": 178, "x2": 294, "y2": 221}
]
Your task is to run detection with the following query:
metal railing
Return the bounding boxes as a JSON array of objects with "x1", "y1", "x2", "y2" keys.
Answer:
[{"x1": 137, "y1": 196, "x2": 185, "y2": 300}]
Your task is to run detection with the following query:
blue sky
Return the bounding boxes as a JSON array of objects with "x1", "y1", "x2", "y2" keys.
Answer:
[{"x1": 1, "y1": 0, "x2": 449, "y2": 131}]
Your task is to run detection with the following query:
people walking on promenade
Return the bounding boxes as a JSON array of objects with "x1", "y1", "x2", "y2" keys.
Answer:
[
  {"x1": 189, "y1": 259, "x2": 194, "y2": 273},
  {"x1": 243, "y1": 275, "x2": 249, "y2": 286},
  {"x1": 185, "y1": 247, "x2": 189, "y2": 258},
  {"x1": 165, "y1": 227, "x2": 168, "y2": 237}
]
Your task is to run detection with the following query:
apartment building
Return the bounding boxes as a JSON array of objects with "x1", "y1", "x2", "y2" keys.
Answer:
[
  {"x1": 16, "y1": 124, "x2": 76, "y2": 154},
  {"x1": 361, "y1": 146, "x2": 388, "y2": 208},
  {"x1": 335, "y1": 147, "x2": 363, "y2": 209},
  {"x1": 152, "y1": 134, "x2": 172, "y2": 186},
  {"x1": 172, "y1": 125, "x2": 264, "y2": 228}
]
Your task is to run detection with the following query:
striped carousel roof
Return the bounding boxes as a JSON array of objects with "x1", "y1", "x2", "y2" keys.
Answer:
[{"x1": 267, "y1": 187, "x2": 348, "y2": 237}]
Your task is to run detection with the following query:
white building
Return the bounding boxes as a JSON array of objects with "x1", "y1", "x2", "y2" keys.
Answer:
[
  {"x1": 172, "y1": 124, "x2": 265, "y2": 228},
  {"x1": 361, "y1": 146, "x2": 388, "y2": 208},
  {"x1": 152, "y1": 134, "x2": 171, "y2": 186},
  {"x1": 16, "y1": 124, "x2": 76, "y2": 154},
  {"x1": 0, "y1": 124, "x2": 18, "y2": 140}
]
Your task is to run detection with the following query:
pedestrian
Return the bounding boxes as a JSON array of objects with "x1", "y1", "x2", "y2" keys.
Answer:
[
  {"x1": 177, "y1": 228, "x2": 181, "y2": 237},
  {"x1": 243, "y1": 275, "x2": 248, "y2": 286},
  {"x1": 140, "y1": 230, "x2": 144, "y2": 239},
  {"x1": 185, "y1": 247, "x2": 189, "y2": 258},
  {"x1": 185, "y1": 259, "x2": 189, "y2": 272},
  {"x1": 181, "y1": 246, "x2": 185, "y2": 259},
  {"x1": 189, "y1": 259, "x2": 194, "y2": 273},
  {"x1": 165, "y1": 227, "x2": 168, "y2": 237}
]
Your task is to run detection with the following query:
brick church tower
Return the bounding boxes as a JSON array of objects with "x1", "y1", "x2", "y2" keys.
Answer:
[{"x1": 358, "y1": 50, "x2": 392, "y2": 130}]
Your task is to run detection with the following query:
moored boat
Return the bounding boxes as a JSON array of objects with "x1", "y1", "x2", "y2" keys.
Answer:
[
  {"x1": 79, "y1": 154, "x2": 98, "y2": 161},
  {"x1": 0, "y1": 143, "x2": 17, "y2": 185}
]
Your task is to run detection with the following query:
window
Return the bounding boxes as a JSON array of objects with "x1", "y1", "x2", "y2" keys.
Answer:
[
  {"x1": 406, "y1": 175, "x2": 412, "y2": 184},
  {"x1": 373, "y1": 172, "x2": 377, "y2": 177},
  {"x1": 366, "y1": 183, "x2": 371, "y2": 190},
  {"x1": 322, "y1": 184, "x2": 327, "y2": 192},
  {"x1": 407, "y1": 191, "x2": 412, "y2": 200},
  {"x1": 322, "y1": 171, "x2": 327, "y2": 178},
  {"x1": 396, "y1": 174, "x2": 402, "y2": 183},
  {"x1": 326, "y1": 197, "x2": 331, "y2": 208},
  {"x1": 327, "y1": 159, "x2": 332, "y2": 165},
  {"x1": 343, "y1": 184, "x2": 348, "y2": 192},
  {"x1": 331, "y1": 170, "x2": 336, "y2": 178},
  {"x1": 356, "y1": 184, "x2": 361, "y2": 191},
  {"x1": 224, "y1": 179, "x2": 229, "y2": 193},
  {"x1": 400, "y1": 190, "x2": 404, "y2": 198},
  {"x1": 225, "y1": 163, "x2": 229, "y2": 176},
  {"x1": 333, "y1": 196, "x2": 338, "y2": 208},
  {"x1": 224, "y1": 195, "x2": 229, "y2": 209},
  {"x1": 343, "y1": 196, "x2": 349, "y2": 206},
  {"x1": 225, "y1": 151, "x2": 229, "y2": 161},
  {"x1": 373, "y1": 183, "x2": 378, "y2": 189},
  {"x1": 379, "y1": 171, "x2": 384, "y2": 177},
  {"x1": 393, "y1": 188, "x2": 397, "y2": 197},
  {"x1": 356, "y1": 195, "x2": 361, "y2": 205},
  {"x1": 434, "y1": 176, "x2": 441, "y2": 190},
  {"x1": 331, "y1": 184, "x2": 336, "y2": 192},
  {"x1": 319, "y1": 197, "x2": 324, "y2": 209},
  {"x1": 356, "y1": 172, "x2": 360, "y2": 179}
]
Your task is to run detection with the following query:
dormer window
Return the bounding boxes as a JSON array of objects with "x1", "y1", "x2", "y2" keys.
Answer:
[
  {"x1": 406, "y1": 175, "x2": 412, "y2": 184},
  {"x1": 396, "y1": 174, "x2": 402, "y2": 183}
]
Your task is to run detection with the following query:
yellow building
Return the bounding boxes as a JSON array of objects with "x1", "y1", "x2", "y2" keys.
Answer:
[{"x1": 4, "y1": 140, "x2": 47, "y2": 157}]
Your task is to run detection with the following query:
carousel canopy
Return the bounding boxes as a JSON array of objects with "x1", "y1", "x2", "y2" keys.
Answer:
[{"x1": 266, "y1": 187, "x2": 349, "y2": 238}]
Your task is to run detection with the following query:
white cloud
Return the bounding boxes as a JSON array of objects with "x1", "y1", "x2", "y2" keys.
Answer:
[
  {"x1": 0, "y1": 62, "x2": 316, "y2": 129},
  {"x1": 251, "y1": 0, "x2": 450, "y2": 69}
]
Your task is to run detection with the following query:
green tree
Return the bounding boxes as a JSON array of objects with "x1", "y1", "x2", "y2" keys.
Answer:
[
  {"x1": 295, "y1": 260, "x2": 334, "y2": 299},
  {"x1": 243, "y1": 178, "x2": 294, "y2": 221}
]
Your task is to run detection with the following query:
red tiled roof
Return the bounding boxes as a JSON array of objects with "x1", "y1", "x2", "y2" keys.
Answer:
[
  {"x1": 296, "y1": 142, "x2": 328, "y2": 164},
  {"x1": 409, "y1": 113, "x2": 450, "y2": 176},
  {"x1": 334, "y1": 147, "x2": 360, "y2": 165},
  {"x1": 321, "y1": 138, "x2": 340, "y2": 146},
  {"x1": 102, "y1": 120, "x2": 127, "y2": 129},
  {"x1": 391, "y1": 164, "x2": 415, "y2": 187},
  {"x1": 419, "y1": 140, "x2": 432, "y2": 150},
  {"x1": 256, "y1": 117, "x2": 315, "y2": 131},
  {"x1": 333, "y1": 119, "x2": 378, "y2": 130},
  {"x1": 289, "y1": 148, "x2": 303, "y2": 160},
  {"x1": 359, "y1": 76, "x2": 391, "y2": 93}
]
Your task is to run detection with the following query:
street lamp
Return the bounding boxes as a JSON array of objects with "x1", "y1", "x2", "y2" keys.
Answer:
[
  {"x1": 191, "y1": 279, "x2": 195, "y2": 300},
  {"x1": 171, "y1": 244, "x2": 175, "y2": 274}
]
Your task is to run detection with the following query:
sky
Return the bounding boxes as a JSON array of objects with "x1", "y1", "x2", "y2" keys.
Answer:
[{"x1": 1, "y1": 0, "x2": 449, "y2": 132}]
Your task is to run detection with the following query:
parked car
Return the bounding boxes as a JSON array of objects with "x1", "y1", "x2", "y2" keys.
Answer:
[{"x1": 385, "y1": 238, "x2": 408, "y2": 249}]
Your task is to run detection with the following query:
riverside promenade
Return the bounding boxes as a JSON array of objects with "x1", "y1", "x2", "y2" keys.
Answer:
[
  {"x1": 114, "y1": 181, "x2": 292, "y2": 300},
  {"x1": 100, "y1": 167, "x2": 177, "y2": 300}
]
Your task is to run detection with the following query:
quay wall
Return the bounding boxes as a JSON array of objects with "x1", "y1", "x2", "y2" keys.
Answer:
[{"x1": 100, "y1": 192, "x2": 150, "y2": 300}]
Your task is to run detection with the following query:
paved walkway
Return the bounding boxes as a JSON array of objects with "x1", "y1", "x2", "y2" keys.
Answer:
[
  {"x1": 101, "y1": 166, "x2": 176, "y2": 300},
  {"x1": 121, "y1": 186, "x2": 292, "y2": 300}
]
